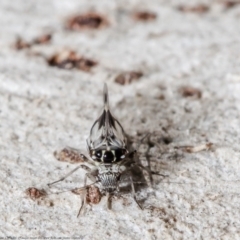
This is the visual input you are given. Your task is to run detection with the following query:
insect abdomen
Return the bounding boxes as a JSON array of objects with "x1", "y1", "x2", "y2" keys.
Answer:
[{"x1": 98, "y1": 172, "x2": 119, "y2": 192}]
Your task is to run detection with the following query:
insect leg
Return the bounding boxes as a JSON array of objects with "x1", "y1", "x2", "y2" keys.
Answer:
[
  {"x1": 77, "y1": 189, "x2": 87, "y2": 217},
  {"x1": 78, "y1": 153, "x2": 94, "y2": 164},
  {"x1": 137, "y1": 163, "x2": 153, "y2": 187},
  {"x1": 121, "y1": 158, "x2": 152, "y2": 188},
  {"x1": 77, "y1": 170, "x2": 98, "y2": 217},
  {"x1": 127, "y1": 151, "x2": 167, "y2": 179},
  {"x1": 129, "y1": 175, "x2": 143, "y2": 210},
  {"x1": 48, "y1": 164, "x2": 90, "y2": 187},
  {"x1": 106, "y1": 192, "x2": 112, "y2": 210}
]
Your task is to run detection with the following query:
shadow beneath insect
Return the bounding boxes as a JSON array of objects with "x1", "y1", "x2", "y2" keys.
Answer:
[
  {"x1": 116, "y1": 168, "x2": 148, "y2": 208},
  {"x1": 117, "y1": 134, "x2": 161, "y2": 207},
  {"x1": 122, "y1": 132, "x2": 175, "y2": 207}
]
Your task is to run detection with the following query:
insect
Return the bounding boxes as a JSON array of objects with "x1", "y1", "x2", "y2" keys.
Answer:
[
  {"x1": 26, "y1": 187, "x2": 46, "y2": 200},
  {"x1": 72, "y1": 185, "x2": 102, "y2": 205},
  {"x1": 48, "y1": 83, "x2": 152, "y2": 216}
]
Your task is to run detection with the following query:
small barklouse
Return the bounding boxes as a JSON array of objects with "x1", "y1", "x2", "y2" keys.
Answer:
[
  {"x1": 26, "y1": 187, "x2": 47, "y2": 200},
  {"x1": 48, "y1": 83, "x2": 152, "y2": 216}
]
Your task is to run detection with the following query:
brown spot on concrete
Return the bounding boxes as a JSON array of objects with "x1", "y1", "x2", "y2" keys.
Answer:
[
  {"x1": 72, "y1": 185, "x2": 101, "y2": 204},
  {"x1": 133, "y1": 11, "x2": 157, "y2": 21},
  {"x1": 48, "y1": 50, "x2": 97, "y2": 72},
  {"x1": 177, "y1": 4, "x2": 209, "y2": 13},
  {"x1": 115, "y1": 71, "x2": 143, "y2": 85},
  {"x1": 25, "y1": 187, "x2": 46, "y2": 200},
  {"x1": 222, "y1": 0, "x2": 240, "y2": 9},
  {"x1": 67, "y1": 13, "x2": 108, "y2": 30},
  {"x1": 86, "y1": 185, "x2": 102, "y2": 204},
  {"x1": 54, "y1": 148, "x2": 85, "y2": 163},
  {"x1": 14, "y1": 34, "x2": 52, "y2": 50},
  {"x1": 32, "y1": 34, "x2": 52, "y2": 45},
  {"x1": 180, "y1": 86, "x2": 202, "y2": 98},
  {"x1": 14, "y1": 37, "x2": 31, "y2": 50}
]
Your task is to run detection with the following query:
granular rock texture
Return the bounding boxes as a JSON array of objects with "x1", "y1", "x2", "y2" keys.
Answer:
[{"x1": 1, "y1": 0, "x2": 240, "y2": 239}]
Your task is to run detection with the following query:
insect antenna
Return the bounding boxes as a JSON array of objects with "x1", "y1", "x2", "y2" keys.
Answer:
[
  {"x1": 47, "y1": 181, "x2": 98, "y2": 195},
  {"x1": 46, "y1": 189, "x2": 77, "y2": 196}
]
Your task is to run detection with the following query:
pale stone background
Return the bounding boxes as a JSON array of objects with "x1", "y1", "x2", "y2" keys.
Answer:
[{"x1": 1, "y1": 0, "x2": 240, "y2": 239}]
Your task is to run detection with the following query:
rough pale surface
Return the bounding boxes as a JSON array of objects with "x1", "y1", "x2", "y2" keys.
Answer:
[{"x1": 1, "y1": 0, "x2": 240, "y2": 239}]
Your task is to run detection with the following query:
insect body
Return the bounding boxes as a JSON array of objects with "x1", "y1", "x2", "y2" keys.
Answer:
[
  {"x1": 49, "y1": 83, "x2": 151, "y2": 216},
  {"x1": 86, "y1": 84, "x2": 129, "y2": 194}
]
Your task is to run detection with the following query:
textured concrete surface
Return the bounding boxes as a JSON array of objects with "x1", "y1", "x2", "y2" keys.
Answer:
[{"x1": 1, "y1": 0, "x2": 240, "y2": 239}]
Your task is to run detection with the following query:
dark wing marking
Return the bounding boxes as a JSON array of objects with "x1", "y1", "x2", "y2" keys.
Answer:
[{"x1": 87, "y1": 83, "x2": 127, "y2": 151}]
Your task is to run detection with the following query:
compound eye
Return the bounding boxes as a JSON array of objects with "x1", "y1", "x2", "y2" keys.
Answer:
[
  {"x1": 96, "y1": 150, "x2": 102, "y2": 158},
  {"x1": 115, "y1": 149, "x2": 126, "y2": 162},
  {"x1": 92, "y1": 150, "x2": 102, "y2": 162},
  {"x1": 103, "y1": 151, "x2": 114, "y2": 163}
]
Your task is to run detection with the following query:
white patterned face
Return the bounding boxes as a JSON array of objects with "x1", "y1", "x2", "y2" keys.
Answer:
[{"x1": 87, "y1": 84, "x2": 128, "y2": 164}]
